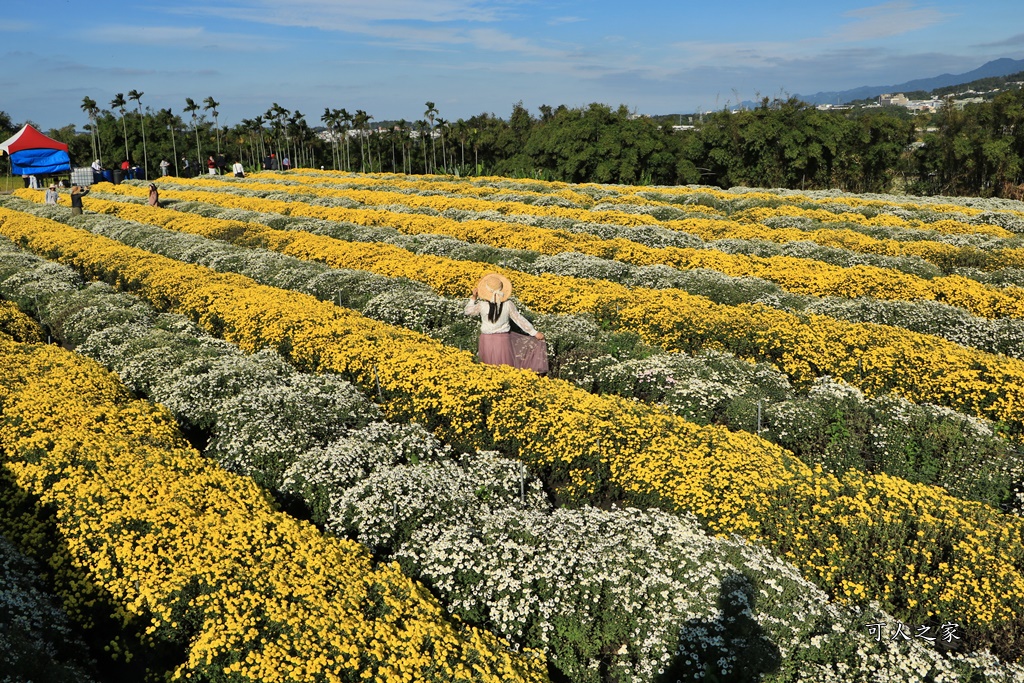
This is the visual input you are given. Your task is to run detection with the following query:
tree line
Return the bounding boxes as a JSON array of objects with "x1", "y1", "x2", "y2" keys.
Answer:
[{"x1": 2, "y1": 87, "x2": 1023, "y2": 197}]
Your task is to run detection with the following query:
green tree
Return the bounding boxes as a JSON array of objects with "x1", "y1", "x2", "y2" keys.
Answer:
[
  {"x1": 183, "y1": 97, "x2": 202, "y2": 169},
  {"x1": 80, "y1": 97, "x2": 102, "y2": 166},
  {"x1": 110, "y1": 93, "x2": 129, "y2": 165},
  {"x1": 424, "y1": 101, "x2": 439, "y2": 173},
  {"x1": 204, "y1": 96, "x2": 222, "y2": 154},
  {"x1": 127, "y1": 90, "x2": 148, "y2": 178},
  {"x1": 321, "y1": 108, "x2": 341, "y2": 170}
]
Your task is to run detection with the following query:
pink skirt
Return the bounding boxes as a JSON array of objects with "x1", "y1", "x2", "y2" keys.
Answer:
[
  {"x1": 478, "y1": 333, "x2": 549, "y2": 373},
  {"x1": 510, "y1": 333, "x2": 549, "y2": 374},
  {"x1": 477, "y1": 333, "x2": 516, "y2": 367}
]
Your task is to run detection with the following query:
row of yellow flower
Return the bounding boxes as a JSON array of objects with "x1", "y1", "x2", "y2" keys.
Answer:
[
  {"x1": 0, "y1": 331, "x2": 548, "y2": 682},
  {"x1": 74, "y1": 181, "x2": 1024, "y2": 322},
  {"x1": 729, "y1": 204, "x2": 1015, "y2": 238},
  {"x1": 281, "y1": 169, "x2": 1024, "y2": 228},
  {"x1": 31, "y1": 189, "x2": 1024, "y2": 432},
  {"x1": 0, "y1": 299, "x2": 44, "y2": 342},
  {"x1": 223, "y1": 172, "x2": 1024, "y2": 275},
  {"x1": 684, "y1": 211, "x2": 1024, "y2": 272},
  {"x1": 284, "y1": 169, "x2": 1024, "y2": 239},
  {"x1": 165, "y1": 175, "x2": 667, "y2": 227},
  {"x1": 3, "y1": 205, "x2": 1023, "y2": 649},
  {"x1": 604, "y1": 180, "x2": 1024, "y2": 222},
  {"x1": 268, "y1": 172, "x2": 1024, "y2": 272},
  {"x1": 283, "y1": 170, "x2": 604, "y2": 207},
  {"x1": 175, "y1": 172, "x2": 1018, "y2": 242}
]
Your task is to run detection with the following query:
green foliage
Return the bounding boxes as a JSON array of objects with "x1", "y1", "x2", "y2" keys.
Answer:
[{"x1": 11, "y1": 85, "x2": 1024, "y2": 194}]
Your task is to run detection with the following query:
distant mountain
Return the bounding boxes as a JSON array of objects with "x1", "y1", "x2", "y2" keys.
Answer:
[{"x1": 794, "y1": 57, "x2": 1024, "y2": 105}]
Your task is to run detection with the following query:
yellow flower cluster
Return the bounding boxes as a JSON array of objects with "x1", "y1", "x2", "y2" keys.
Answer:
[
  {"x1": 147, "y1": 175, "x2": 663, "y2": 227},
  {"x1": 0, "y1": 299, "x2": 44, "y2": 342},
  {"x1": 79, "y1": 184, "x2": 1024, "y2": 321},
  {"x1": 281, "y1": 170, "x2": 601, "y2": 207},
  {"x1": 662, "y1": 212, "x2": 1024, "y2": 272},
  {"x1": 607, "y1": 182, "x2": 1024, "y2": 225},
  {"x1": 2, "y1": 206, "x2": 1023, "y2": 640},
  {"x1": 0, "y1": 330, "x2": 548, "y2": 682},
  {"x1": 291, "y1": 171, "x2": 1024, "y2": 234},
  {"x1": 178, "y1": 173, "x2": 1024, "y2": 271},
  {"x1": 730, "y1": 205, "x2": 1014, "y2": 239},
  {"x1": 48, "y1": 191, "x2": 1024, "y2": 432}
]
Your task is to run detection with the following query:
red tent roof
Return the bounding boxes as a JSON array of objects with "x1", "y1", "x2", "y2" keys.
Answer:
[{"x1": 0, "y1": 124, "x2": 69, "y2": 155}]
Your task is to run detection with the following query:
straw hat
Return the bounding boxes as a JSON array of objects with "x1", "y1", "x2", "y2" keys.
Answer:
[{"x1": 477, "y1": 272, "x2": 512, "y2": 302}]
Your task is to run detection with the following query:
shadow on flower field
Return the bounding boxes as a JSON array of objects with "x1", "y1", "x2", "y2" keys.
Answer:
[
  {"x1": 657, "y1": 573, "x2": 781, "y2": 683},
  {"x1": 0, "y1": 464, "x2": 184, "y2": 682}
]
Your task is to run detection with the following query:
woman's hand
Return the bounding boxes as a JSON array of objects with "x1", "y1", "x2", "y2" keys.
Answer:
[
  {"x1": 471, "y1": 287, "x2": 479, "y2": 298},
  {"x1": 535, "y1": 332, "x2": 545, "y2": 341}
]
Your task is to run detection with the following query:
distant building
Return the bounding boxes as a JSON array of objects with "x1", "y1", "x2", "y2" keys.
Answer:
[
  {"x1": 879, "y1": 93, "x2": 910, "y2": 106},
  {"x1": 952, "y1": 97, "x2": 985, "y2": 109}
]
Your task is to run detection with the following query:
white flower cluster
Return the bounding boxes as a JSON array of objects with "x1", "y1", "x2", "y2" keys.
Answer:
[
  {"x1": 806, "y1": 296, "x2": 1024, "y2": 360},
  {"x1": 0, "y1": 535, "x2": 100, "y2": 682}
]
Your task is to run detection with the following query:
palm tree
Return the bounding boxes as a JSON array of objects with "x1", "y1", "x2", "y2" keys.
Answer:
[
  {"x1": 110, "y1": 93, "x2": 129, "y2": 165},
  {"x1": 338, "y1": 108, "x2": 353, "y2": 171},
  {"x1": 454, "y1": 118, "x2": 469, "y2": 169},
  {"x1": 415, "y1": 119, "x2": 429, "y2": 174},
  {"x1": 389, "y1": 124, "x2": 397, "y2": 173},
  {"x1": 354, "y1": 109, "x2": 371, "y2": 172},
  {"x1": 252, "y1": 115, "x2": 266, "y2": 163},
  {"x1": 80, "y1": 96, "x2": 102, "y2": 165},
  {"x1": 128, "y1": 89, "x2": 148, "y2": 178},
  {"x1": 435, "y1": 116, "x2": 449, "y2": 173},
  {"x1": 155, "y1": 108, "x2": 180, "y2": 177},
  {"x1": 286, "y1": 110, "x2": 306, "y2": 168},
  {"x1": 396, "y1": 119, "x2": 409, "y2": 174},
  {"x1": 424, "y1": 101, "x2": 439, "y2": 173},
  {"x1": 266, "y1": 103, "x2": 289, "y2": 167},
  {"x1": 239, "y1": 118, "x2": 260, "y2": 169},
  {"x1": 203, "y1": 96, "x2": 221, "y2": 154},
  {"x1": 471, "y1": 126, "x2": 480, "y2": 173},
  {"x1": 184, "y1": 97, "x2": 202, "y2": 169},
  {"x1": 322, "y1": 108, "x2": 342, "y2": 170}
]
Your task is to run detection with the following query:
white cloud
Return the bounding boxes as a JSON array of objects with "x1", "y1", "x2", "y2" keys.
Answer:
[
  {"x1": 178, "y1": 0, "x2": 512, "y2": 29},
  {"x1": 975, "y1": 32, "x2": 1024, "y2": 48},
  {"x1": 833, "y1": 1, "x2": 950, "y2": 42},
  {"x1": 83, "y1": 24, "x2": 267, "y2": 52},
  {"x1": 548, "y1": 16, "x2": 585, "y2": 26},
  {"x1": 0, "y1": 21, "x2": 33, "y2": 32}
]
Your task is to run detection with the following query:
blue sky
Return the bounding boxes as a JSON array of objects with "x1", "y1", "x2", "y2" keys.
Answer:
[{"x1": 3, "y1": 0, "x2": 1023, "y2": 131}]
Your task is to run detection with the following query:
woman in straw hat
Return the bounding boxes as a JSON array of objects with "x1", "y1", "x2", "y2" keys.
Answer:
[{"x1": 465, "y1": 272, "x2": 547, "y2": 372}]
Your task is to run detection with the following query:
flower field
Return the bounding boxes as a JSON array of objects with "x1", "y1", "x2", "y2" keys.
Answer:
[{"x1": 2, "y1": 171, "x2": 1024, "y2": 682}]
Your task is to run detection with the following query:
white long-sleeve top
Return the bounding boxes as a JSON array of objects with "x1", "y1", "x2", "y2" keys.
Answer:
[{"x1": 465, "y1": 297, "x2": 538, "y2": 336}]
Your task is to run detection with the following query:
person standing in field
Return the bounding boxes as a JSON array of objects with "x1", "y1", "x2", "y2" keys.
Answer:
[
  {"x1": 69, "y1": 185, "x2": 89, "y2": 215},
  {"x1": 232, "y1": 160, "x2": 245, "y2": 177},
  {"x1": 148, "y1": 183, "x2": 160, "y2": 207},
  {"x1": 45, "y1": 184, "x2": 59, "y2": 205},
  {"x1": 465, "y1": 272, "x2": 547, "y2": 372}
]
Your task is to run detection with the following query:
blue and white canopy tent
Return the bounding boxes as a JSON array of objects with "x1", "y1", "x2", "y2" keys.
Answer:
[{"x1": 0, "y1": 124, "x2": 71, "y2": 175}]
